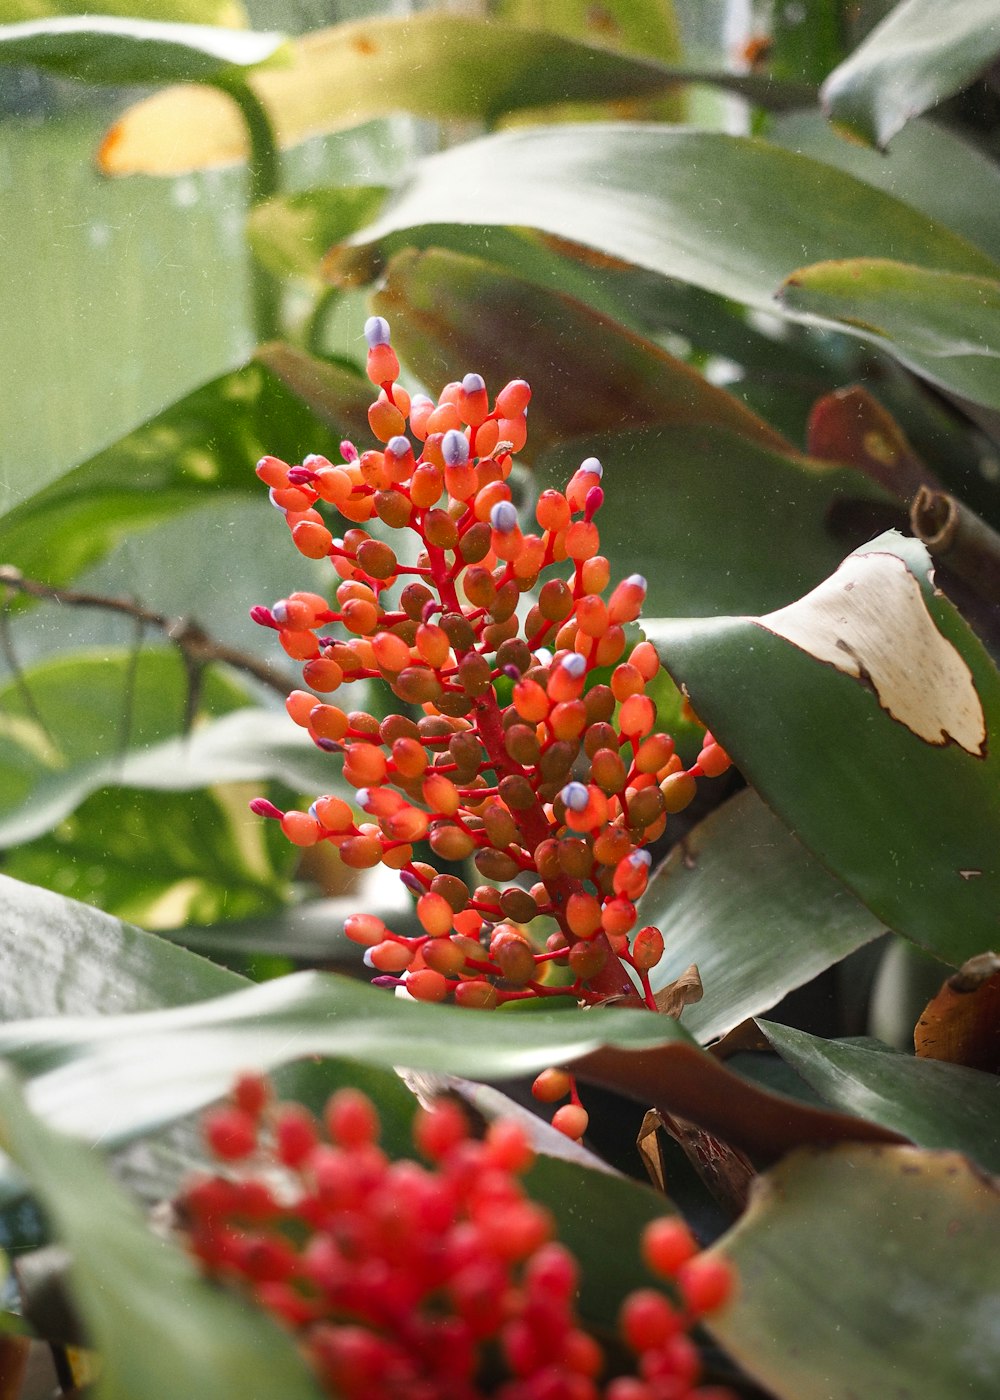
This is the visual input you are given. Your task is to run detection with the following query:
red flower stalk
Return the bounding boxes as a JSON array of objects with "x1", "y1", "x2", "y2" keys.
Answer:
[
  {"x1": 181, "y1": 1074, "x2": 738, "y2": 1400},
  {"x1": 251, "y1": 317, "x2": 731, "y2": 1013}
]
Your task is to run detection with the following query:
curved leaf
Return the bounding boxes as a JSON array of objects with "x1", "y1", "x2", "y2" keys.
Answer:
[
  {"x1": 0, "y1": 1067, "x2": 323, "y2": 1400},
  {"x1": 759, "y1": 1021, "x2": 1000, "y2": 1172},
  {"x1": 0, "y1": 15, "x2": 283, "y2": 86},
  {"x1": 711, "y1": 1144, "x2": 1000, "y2": 1399},
  {"x1": 637, "y1": 791, "x2": 885, "y2": 1044},
  {"x1": 771, "y1": 111, "x2": 1000, "y2": 265},
  {"x1": 372, "y1": 247, "x2": 792, "y2": 457},
  {"x1": 98, "y1": 14, "x2": 814, "y2": 176},
  {"x1": 821, "y1": 0, "x2": 1000, "y2": 148},
  {"x1": 535, "y1": 425, "x2": 893, "y2": 617},
  {"x1": 778, "y1": 258, "x2": 1000, "y2": 412},
  {"x1": 650, "y1": 531, "x2": 1000, "y2": 965},
  {"x1": 347, "y1": 126, "x2": 1000, "y2": 408},
  {"x1": 0, "y1": 356, "x2": 368, "y2": 581},
  {"x1": 0, "y1": 967, "x2": 901, "y2": 1165}
]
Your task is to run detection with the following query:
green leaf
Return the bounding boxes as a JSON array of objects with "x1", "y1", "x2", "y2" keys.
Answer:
[
  {"x1": 0, "y1": 652, "x2": 331, "y2": 847},
  {"x1": 536, "y1": 425, "x2": 893, "y2": 617},
  {"x1": 373, "y1": 247, "x2": 792, "y2": 458},
  {"x1": 0, "y1": 871, "x2": 240, "y2": 1022},
  {"x1": 710, "y1": 1144, "x2": 1000, "y2": 1399},
  {"x1": 347, "y1": 125, "x2": 1000, "y2": 411},
  {"x1": 821, "y1": 0, "x2": 1000, "y2": 148},
  {"x1": 759, "y1": 1021, "x2": 1000, "y2": 1173},
  {"x1": 650, "y1": 530, "x2": 1000, "y2": 965},
  {"x1": 778, "y1": 258, "x2": 1000, "y2": 413},
  {"x1": 4, "y1": 783, "x2": 294, "y2": 928},
  {"x1": 770, "y1": 111, "x2": 1000, "y2": 265},
  {"x1": 0, "y1": 355, "x2": 368, "y2": 576},
  {"x1": 0, "y1": 15, "x2": 284, "y2": 86},
  {"x1": 638, "y1": 791, "x2": 885, "y2": 1043},
  {"x1": 98, "y1": 13, "x2": 814, "y2": 177},
  {"x1": 0, "y1": 1067, "x2": 323, "y2": 1400},
  {"x1": 247, "y1": 186, "x2": 388, "y2": 281}
]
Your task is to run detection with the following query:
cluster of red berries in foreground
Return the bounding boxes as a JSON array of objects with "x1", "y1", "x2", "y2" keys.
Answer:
[
  {"x1": 183, "y1": 1075, "x2": 737, "y2": 1400},
  {"x1": 250, "y1": 316, "x2": 731, "y2": 1015}
]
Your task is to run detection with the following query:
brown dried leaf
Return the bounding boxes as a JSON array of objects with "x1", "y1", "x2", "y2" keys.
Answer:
[{"x1": 653, "y1": 962, "x2": 704, "y2": 1018}]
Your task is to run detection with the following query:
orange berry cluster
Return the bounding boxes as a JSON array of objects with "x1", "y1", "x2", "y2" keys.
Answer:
[
  {"x1": 182, "y1": 1074, "x2": 737, "y2": 1400},
  {"x1": 251, "y1": 317, "x2": 731, "y2": 1010}
]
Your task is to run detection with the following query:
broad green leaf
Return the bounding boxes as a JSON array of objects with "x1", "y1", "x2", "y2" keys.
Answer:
[
  {"x1": 0, "y1": 651, "x2": 352, "y2": 847},
  {"x1": 4, "y1": 784, "x2": 292, "y2": 928},
  {"x1": 821, "y1": 0, "x2": 1000, "y2": 147},
  {"x1": 535, "y1": 426, "x2": 893, "y2": 616},
  {"x1": 710, "y1": 1144, "x2": 1000, "y2": 1399},
  {"x1": 760, "y1": 1021, "x2": 1000, "y2": 1173},
  {"x1": 347, "y1": 125, "x2": 1000, "y2": 409},
  {"x1": 0, "y1": 356, "x2": 368, "y2": 580},
  {"x1": 0, "y1": 15, "x2": 282, "y2": 85},
  {"x1": 98, "y1": 13, "x2": 814, "y2": 176},
  {"x1": 650, "y1": 531, "x2": 1000, "y2": 965},
  {"x1": 770, "y1": 111, "x2": 1000, "y2": 265},
  {"x1": 768, "y1": 0, "x2": 847, "y2": 85},
  {"x1": 373, "y1": 247, "x2": 792, "y2": 458},
  {"x1": 247, "y1": 186, "x2": 388, "y2": 281},
  {"x1": 0, "y1": 872, "x2": 238, "y2": 1022},
  {"x1": 0, "y1": 967, "x2": 899, "y2": 1166},
  {"x1": 0, "y1": 1068, "x2": 323, "y2": 1400},
  {"x1": 637, "y1": 791, "x2": 885, "y2": 1044},
  {"x1": 778, "y1": 258, "x2": 1000, "y2": 413}
]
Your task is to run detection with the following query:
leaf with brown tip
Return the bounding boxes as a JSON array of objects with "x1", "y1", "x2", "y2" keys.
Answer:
[{"x1": 915, "y1": 952, "x2": 1000, "y2": 1073}]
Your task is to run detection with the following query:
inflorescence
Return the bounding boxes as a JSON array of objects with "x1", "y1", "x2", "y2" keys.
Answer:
[
  {"x1": 250, "y1": 317, "x2": 731, "y2": 1016},
  {"x1": 182, "y1": 1075, "x2": 737, "y2": 1400}
]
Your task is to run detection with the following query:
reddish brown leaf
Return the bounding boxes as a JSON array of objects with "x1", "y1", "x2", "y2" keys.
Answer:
[
  {"x1": 914, "y1": 952, "x2": 1000, "y2": 1073},
  {"x1": 807, "y1": 384, "x2": 939, "y2": 503}
]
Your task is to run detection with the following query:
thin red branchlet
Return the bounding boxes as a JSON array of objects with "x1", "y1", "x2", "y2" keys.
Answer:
[
  {"x1": 250, "y1": 316, "x2": 732, "y2": 1023},
  {"x1": 181, "y1": 1074, "x2": 738, "y2": 1400}
]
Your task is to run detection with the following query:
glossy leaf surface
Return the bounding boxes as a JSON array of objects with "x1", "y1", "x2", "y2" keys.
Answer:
[
  {"x1": 711, "y1": 1144, "x2": 1000, "y2": 1399},
  {"x1": 638, "y1": 791, "x2": 885, "y2": 1043},
  {"x1": 535, "y1": 425, "x2": 892, "y2": 616},
  {"x1": 778, "y1": 258, "x2": 1000, "y2": 413},
  {"x1": 760, "y1": 1021, "x2": 1000, "y2": 1172},
  {"x1": 373, "y1": 248, "x2": 791, "y2": 457},
  {"x1": 650, "y1": 531, "x2": 1000, "y2": 964},
  {"x1": 349, "y1": 124, "x2": 1000, "y2": 318},
  {"x1": 0, "y1": 15, "x2": 281, "y2": 85},
  {"x1": 821, "y1": 0, "x2": 1000, "y2": 147}
]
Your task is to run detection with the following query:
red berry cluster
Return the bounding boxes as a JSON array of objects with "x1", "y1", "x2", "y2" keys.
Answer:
[
  {"x1": 182, "y1": 1075, "x2": 737, "y2": 1400},
  {"x1": 251, "y1": 317, "x2": 731, "y2": 1011}
]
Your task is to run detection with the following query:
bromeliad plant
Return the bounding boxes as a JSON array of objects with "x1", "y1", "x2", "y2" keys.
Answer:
[{"x1": 249, "y1": 316, "x2": 730, "y2": 1030}]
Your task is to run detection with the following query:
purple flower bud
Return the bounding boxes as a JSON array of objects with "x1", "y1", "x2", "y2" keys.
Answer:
[
  {"x1": 580, "y1": 456, "x2": 604, "y2": 478},
  {"x1": 462, "y1": 372, "x2": 485, "y2": 394},
  {"x1": 561, "y1": 781, "x2": 590, "y2": 813},
  {"x1": 386, "y1": 435, "x2": 411, "y2": 458},
  {"x1": 490, "y1": 501, "x2": 519, "y2": 534},
  {"x1": 400, "y1": 870, "x2": 424, "y2": 895},
  {"x1": 625, "y1": 573, "x2": 648, "y2": 593},
  {"x1": 503, "y1": 663, "x2": 522, "y2": 681},
  {"x1": 287, "y1": 465, "x2": 315, "y2": 485},
  {"x1": 314, "y1": 737, "x2": 342, "y2": 752},
  {"x1": 364, "y1": 315, "x2": 391, "y2": 348},
  {"x1": 584, "y1": 485, "x2": 604, "y2": 520},
  {"x1": 371, "y1": 974, "x2": 401, "y2": 988},
  {"x1": 316, "y1": 636, "x2": 334, "y2": 649},
  {"x1": 340, "y1": 439, "x2": 358, "y2": 462},
  {"x1": 442, "y1": 428, "x2": 470, "y2": 466},
  {"x1": 561, "y1": 652, "x2": 587, "y2": 678},
  {"x1": 271, "y1": 599, "x2": 290, "y2": 625},
  {"x1": 249, "y1": 798, "x2": 283, "y2": 819},
  {"x1": 249, "y1": 606, "x2": 276, "y2": 628}
]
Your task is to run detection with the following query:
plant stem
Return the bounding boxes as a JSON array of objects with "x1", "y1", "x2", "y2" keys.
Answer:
[{"x1": 218, "y1": 78, "x2": 283, "y2": 344}]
